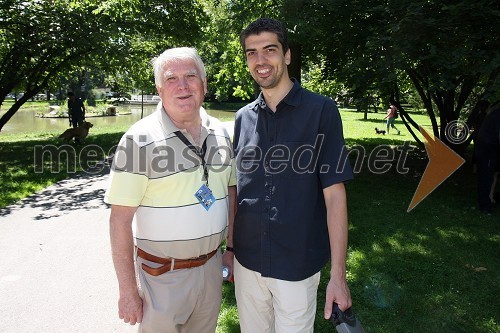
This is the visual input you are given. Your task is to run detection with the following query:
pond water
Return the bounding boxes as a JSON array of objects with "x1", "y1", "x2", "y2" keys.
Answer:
[{"x1": 0, "y1": 104, "x2": 236, "y2": 135}]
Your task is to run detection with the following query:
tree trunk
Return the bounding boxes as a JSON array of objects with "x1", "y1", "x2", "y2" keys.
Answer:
[
  {"x1": 391, "y1": 88, "x2": 424, "y2": 148},
  {"x1": 288, "y1": 42, "x2": 302, "y2": 84},
  {"x1": 0, "y1": 91, "x2": 37, "y2": 131}
]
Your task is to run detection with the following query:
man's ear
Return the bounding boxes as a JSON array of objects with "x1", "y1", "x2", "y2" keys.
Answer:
[
  {"x1": 285, "y1": 48, "x2": 291, "y2": 66},
  {"x1": 204, "y1": 79, "x2": 207, "y2": 95}
]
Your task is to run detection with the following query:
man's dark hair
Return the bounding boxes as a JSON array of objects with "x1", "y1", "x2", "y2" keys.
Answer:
[
  {"x1": 240, "y1": 18, "x2": 289, "y2": 54},
  {"x1": 67, "y1": 91, "x2": 74, "y2": 97}
]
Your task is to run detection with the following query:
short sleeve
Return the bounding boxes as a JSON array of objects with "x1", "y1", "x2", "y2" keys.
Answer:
[{"x1": 317, "y1": 100, "x2": 353, "y2": 188}]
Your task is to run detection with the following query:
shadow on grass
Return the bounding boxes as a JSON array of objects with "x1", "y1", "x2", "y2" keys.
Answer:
[
  {"x1": 0, "y1": 132, "x2": 123, "y2": 210},
  {"x1": 312, "y1": 146, "x2": 499, "y2": 333},
  {"x1": 0, "y1": 170, "x2": 111, "y2": 219}
]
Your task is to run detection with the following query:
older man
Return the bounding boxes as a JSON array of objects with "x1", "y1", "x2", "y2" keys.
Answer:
[{"x1": 105, "y1": 47, "x2": 236, "y2": 333}]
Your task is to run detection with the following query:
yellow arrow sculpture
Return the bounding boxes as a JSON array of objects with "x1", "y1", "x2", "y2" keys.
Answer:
[{"x1": 408, "y1": 126, "x2": 465, "y2": 212}]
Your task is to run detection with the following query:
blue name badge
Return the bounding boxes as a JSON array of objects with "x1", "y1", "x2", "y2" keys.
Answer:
[{"x1": 195, "y1": 184, "x2": 216, "y2": 211}]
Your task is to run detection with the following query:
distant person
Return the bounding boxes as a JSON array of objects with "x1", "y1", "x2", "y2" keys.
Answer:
[
  {"x1": 104, "y1": 47, "x2": 236, "y2": 332},
  {"x1": 475, "y1": 104, "x2": 500, "y2": 214},
  {"x1": 67, "y1": 92, "x2": 85, "y2": 128},
  {"x1": 384, "y1": 102, "x2": 400, "y2": 135}
]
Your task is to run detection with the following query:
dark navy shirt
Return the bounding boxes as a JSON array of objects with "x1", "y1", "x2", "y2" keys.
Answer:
[{"x1": 233, "y1": 80, "x2": 353, "y2": 281}]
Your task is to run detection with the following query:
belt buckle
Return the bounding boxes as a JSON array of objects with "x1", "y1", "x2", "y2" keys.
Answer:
[{"x1": 170, "y1": 258, "x2": 175, "y2": 271}]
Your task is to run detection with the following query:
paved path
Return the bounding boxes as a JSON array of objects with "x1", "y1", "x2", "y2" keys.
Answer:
[
  {"x1": 0, "y1": 166, "x2": 136, "y2": 333},
  {"x1": 0, "y1": 121, "x2": 236, "y2": 333}
]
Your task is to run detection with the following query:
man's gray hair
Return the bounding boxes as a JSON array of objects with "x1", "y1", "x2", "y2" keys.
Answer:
[{"x1": 152, "y1": 47, "x2": 206, "y2": 88}]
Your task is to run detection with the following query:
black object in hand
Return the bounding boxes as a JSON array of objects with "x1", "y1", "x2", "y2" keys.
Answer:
[{"x1": 329, "y1": 303, "x2": 366, "y2": 333}]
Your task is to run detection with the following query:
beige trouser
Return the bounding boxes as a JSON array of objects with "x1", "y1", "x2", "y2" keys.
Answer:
[
  {"x1": 234, "y1": 258, "x2": 321, "y2": 333},
  {"x1": 136, "y1": 249, "x2": 222, "y2": 333}
]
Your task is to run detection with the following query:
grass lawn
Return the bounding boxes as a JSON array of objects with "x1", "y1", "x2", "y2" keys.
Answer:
[{"x1": 0, "y1": 106, "x2": 498, "y2": 333}]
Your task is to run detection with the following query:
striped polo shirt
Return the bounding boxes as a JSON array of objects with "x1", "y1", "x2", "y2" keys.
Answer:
[{"x1": 105, "y1": 102, "x2": 236, "y2": 259}]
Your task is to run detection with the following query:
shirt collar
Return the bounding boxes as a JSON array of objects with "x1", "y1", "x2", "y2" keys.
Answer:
[
  {"x1": 251, "y1": 78, "x2": 302, "y2": 112},
  {"x1": 279, "y1": 78, "x2": 301, "y2": 108}
]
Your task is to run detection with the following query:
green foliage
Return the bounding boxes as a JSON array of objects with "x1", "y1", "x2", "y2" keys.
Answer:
[
  {"x1": 0, "y1": 0, "x2": 208, "y2": 130},
  {"x1": 302, "y1": 59, "x2": 345, "y2": 100},
  {"x1": 199, "y1": 0, "x2": 255, "y2": 102},
  {"x1": 2, "y1": 0, "x2": 497, "y2": 153},
  {"x1": 296, "y1": 0, "x2": 499, "y2": 149},
  {"x1": 210, "y1": 38, "x2": 252, "y2": 101}
]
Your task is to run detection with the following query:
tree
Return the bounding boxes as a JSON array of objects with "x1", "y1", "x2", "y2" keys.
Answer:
[
  {"x1": 197, "y1": 0, "x2": 289, "y2": 102},
  {"x1": 0, "y1": 0, "x2": 207, "y2": 131},
  {"x1": 201, "y1": 0, "x2": 311, "y2": 101},
  {"x1": 298, "y1": 0, "x2": 499, "y2": 151},
  {"x1": 302, "y1": 58, "x2": 346, "y2": 100},
  {"x1": 197, "y1": 0, "x2": 255, "y2": 102}
]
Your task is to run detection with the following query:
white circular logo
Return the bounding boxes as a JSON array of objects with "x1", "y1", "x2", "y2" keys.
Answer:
[{"x1": 445, "y1": 120, "x2": 469, "y2": 144}]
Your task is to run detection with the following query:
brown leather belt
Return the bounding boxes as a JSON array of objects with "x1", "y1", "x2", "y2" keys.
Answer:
[{"x1": 136, "y1": 247, "x2": 218, "y2": 276}]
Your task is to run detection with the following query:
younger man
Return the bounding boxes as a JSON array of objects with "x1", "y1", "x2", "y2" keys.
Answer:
[{"x1": 228, "y1": 18, "x2": 354, "y2": 332}]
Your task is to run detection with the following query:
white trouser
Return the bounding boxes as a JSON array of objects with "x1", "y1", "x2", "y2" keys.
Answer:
[{"x1": 234, "y1": 257, "x2": 320, "y2": 333}]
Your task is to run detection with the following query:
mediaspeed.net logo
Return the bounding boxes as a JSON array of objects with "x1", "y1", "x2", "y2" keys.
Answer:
[{"x1": 32, "y1": 121, "x2": 467, "y2": 212}]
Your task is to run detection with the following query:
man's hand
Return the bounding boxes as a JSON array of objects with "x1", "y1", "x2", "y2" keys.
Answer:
[
  {"x1": 222, "y1": 250, "x2": 234, "y2": 282},
  {"x1": 323, "y1": 275, "x2": 352, "y2": 320},
  {"x1": 118, "y1": 291, "x2": 143, "y2": 325}
]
